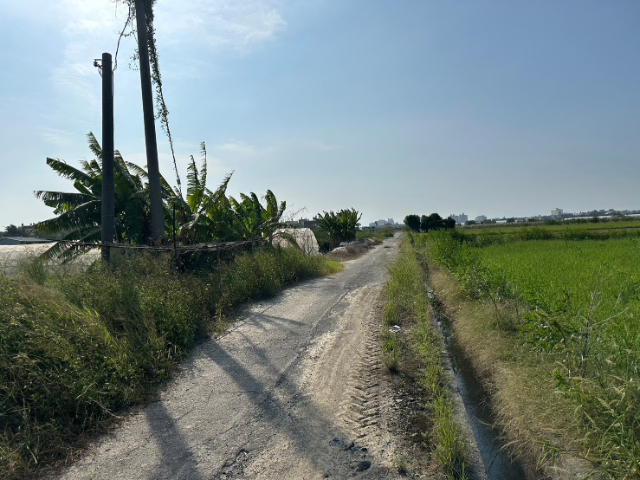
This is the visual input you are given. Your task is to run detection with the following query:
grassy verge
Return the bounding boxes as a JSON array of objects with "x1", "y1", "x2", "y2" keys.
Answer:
[
  {"x1": 414, "y1": 230, "x2": 640, "y2": 478},
  {"x1": 383, "y1": 236, "x2": 468, "y2": 479},
  {"x1": 0, "y1": 246, "x2": 342, "y2": 479}
]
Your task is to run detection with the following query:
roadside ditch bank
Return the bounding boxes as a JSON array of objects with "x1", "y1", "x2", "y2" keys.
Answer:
[
  {"x1": 381, "y1": 237, "x2": 479, "y2": 479},
  {"x1": 424, "y1": 262, "x2": 598, "y2": 480},
  {"x1": 427, "y1": 288, "x2": 527, "y2": 479}
]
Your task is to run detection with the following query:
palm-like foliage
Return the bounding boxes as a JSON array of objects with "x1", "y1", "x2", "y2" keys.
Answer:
[
  {"x1": 36, "y1": 135, "x2": 290, "y2": 258},
  {"x1": 166, "y1": 143, "x2": 236, "y2": 244},
  {"x1": 228, "y1": 190, "x2": 286, "y2": 241},
  {"x1": 35, "y1": 133, "x2": 152, "y2": 259},
  {"x1": 316, "y1": 209, "x2": 362, "y2": 248}
]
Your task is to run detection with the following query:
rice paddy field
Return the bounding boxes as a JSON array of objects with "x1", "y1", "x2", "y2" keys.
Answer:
[
  {"x1": 462, "y1": 219, "x2": 640, "y2": 236},
  {"x1": 480, "y1": 238, "x2": 640, "y2": 342},
  {"x1": 417, "y1": 227, "x2": 640, "y2": 478}
]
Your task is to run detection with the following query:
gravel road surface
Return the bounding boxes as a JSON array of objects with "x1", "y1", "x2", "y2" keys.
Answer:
[{"x1": 49, "y1": 234, "x2": 403, "y2": 480}]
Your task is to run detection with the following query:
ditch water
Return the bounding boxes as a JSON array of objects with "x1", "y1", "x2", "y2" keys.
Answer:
[{"x1": 428, "y1": 292, "x2": 527, "y2": 480}]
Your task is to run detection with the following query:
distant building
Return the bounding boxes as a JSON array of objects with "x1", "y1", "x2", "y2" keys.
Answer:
[
  {"x1": 474, "y1": 215, "x2": 487, "y2": 223},
  {"x1": 290, "y1": 219, "x2": 319, "y2": 229},
  {"x1": 449, "y1": 213, "x2": 468, "y2": 225},
  {"x1": 369, "y1": 218, "x2": 394, "y2": 228},
  {"x1": 551, "y1": 208, "x2": 563, "y2": 217},
  {"x1": 0, "y1": 237, "x2": 53, "y2": 246}
]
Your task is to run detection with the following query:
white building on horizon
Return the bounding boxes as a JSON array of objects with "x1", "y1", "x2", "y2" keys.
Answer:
[
  {"x1": 449, "y1": 213, "x2": 468, "y2": 225},
  {"x1": 369, "y1": 218, "x2": 395, "y2": 228},
  {"x1": 474, "y1": 215, "x2": 487, "y2": 223},
  {"x1": 551, "y1": 208, "x2": 563, "y2": 217}
]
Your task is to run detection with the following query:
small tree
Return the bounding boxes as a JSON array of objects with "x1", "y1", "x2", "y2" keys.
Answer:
[
  {"x1": 420, "y1": 213, "x2": 456, "y2": 232},
  {"x1": 442, "y1": 217, "x2": 456, "y2": 230},
  {"x1": 316, "y1": 209, "x2": 362, "y2": 248},
  {"x1": 403, "y1": 214, "x2": 420, "y2": 232},
  {"x1": 34, "y1": 133, "x2": 155, "y2": 259},
  {"x1": 5, "y1": 225, "x2": 21, "y2": 236},
  {"x1": 420, "y1": 213, "x2": 443, "y2": 232},
  {"x1": 229, "y1": 190, "x2": 286, "y2": 241}
]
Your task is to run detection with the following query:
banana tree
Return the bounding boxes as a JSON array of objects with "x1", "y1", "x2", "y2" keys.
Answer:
[
  {"x1": 228, "y1": 190, "x2": 286, "y2": 241},
  {"x1": 176, "y1": 143, "x2": 236, "y2": 244},
  {"x1": 36, "y1": 134, "x2": 289, "y2": 257},
  {"x1": 139, "y1": 142, "x2": 236, "y2": 245},
  {"x1": 316, "y1": 208, "x2": 362, "y2": 248},
  {"x1": 35, "y1": 133, "x2": 153, "y2": 259}
]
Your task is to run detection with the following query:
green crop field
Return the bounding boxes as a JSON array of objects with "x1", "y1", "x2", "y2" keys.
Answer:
[
  {"x1": 417, "y1": 230, "x2": 640, "y2": 477},
  {"x1": 461, "y1": 219, "x2": 640, "y2": 236},
  {"x1": 480, "y1": 239, "x2": 640, "y2": 331},
  {"x1": 479, "y1": 240, "x2": 640, "y2": 394}
]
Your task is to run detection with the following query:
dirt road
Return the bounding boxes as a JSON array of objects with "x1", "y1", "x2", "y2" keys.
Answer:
[{"x1": 50, "y1": 234, "x2": 403, "y2": 480}]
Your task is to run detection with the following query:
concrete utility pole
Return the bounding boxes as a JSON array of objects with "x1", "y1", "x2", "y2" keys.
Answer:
[
  {"x1": 101, "y1": 52, "x2": 115, "y2": 262},
  {"x1": 134, "y1": 0, "x2": 165, "y2": 242}
]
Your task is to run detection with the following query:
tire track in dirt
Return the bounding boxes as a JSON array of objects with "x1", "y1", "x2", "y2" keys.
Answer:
[{"x1": 339, "y1": 315, "x2": 383, "y2": 441}]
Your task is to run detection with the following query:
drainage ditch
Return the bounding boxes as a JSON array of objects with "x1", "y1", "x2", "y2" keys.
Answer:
[{"x1": 428, "y1": 290, "x2": 527, "y2": 480}]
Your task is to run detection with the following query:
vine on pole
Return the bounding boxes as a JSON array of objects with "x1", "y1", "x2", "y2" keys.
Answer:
[{"x1": 114, "y1": 0, "x2": 183, "y2": 198}]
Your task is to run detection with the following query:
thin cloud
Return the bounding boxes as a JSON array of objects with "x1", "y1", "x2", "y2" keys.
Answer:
[
  {"x1": 37, "y1": 0, "x2": 287, "y2": 147},
  {"x1": 156, "y1": 0, "x2": 286, "y2": 52},
  {"x1": 41, "y1": 127, "x2": 78, "y2": 148},
  {"x1": 212, "y1": 140, "x2": 275, "y2": 161}
]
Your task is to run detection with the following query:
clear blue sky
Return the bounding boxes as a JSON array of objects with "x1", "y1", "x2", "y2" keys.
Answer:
[{"x1": 1, "y1": 0, "x2": 639, "y2": 228}]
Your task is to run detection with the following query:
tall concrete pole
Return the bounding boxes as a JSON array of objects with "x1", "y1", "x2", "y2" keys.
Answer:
[
  {"x1": 134, "y1": 0, "x2": 165, "y2": 242},
  {"x1": 101, "y1": 53, "x2": 115, "y2": 262}
]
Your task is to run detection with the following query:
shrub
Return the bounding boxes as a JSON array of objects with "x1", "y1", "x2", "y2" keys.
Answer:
[
  {"x1": 404, "y1": 214, "x2": 421, "y2": 232},
  {"x1": 316, "y1": 209, "x2": 362, "y2": 248},
  {"x1": 420, "y1": 213, "x2": 456, "y2": 233}
]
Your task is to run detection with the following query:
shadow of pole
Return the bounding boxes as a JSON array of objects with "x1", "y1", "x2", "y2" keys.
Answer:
[
  {"x1": 144, "y1": 402, "x2": 204, "y2": 480},
  {"x1": 203, "y1": 341, "x2": 376, "y2": 478}
]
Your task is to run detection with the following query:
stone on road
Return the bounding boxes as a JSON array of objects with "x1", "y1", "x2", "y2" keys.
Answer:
[{"x1": 50, "y1": 235, "x2": 402, "y2": 480}]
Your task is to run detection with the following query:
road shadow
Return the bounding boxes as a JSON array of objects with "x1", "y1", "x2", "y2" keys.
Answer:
[
  {"x1": 144, "y1": 402, "x2": 204, "y2": 480},
  {"x1": 239, "y1": 312, "x2": 307, "y2": 332},
  {"x1": 202, "y1": 340, "x2": 379, "y2": 478}
]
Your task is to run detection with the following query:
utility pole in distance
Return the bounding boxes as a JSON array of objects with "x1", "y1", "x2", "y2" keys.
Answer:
[
  {"x1": 101, "y1": 52, "x2": 115, "y2": 262},
  {"x1": 134, "y1": 0, "x2": 165, "y2": 242}
]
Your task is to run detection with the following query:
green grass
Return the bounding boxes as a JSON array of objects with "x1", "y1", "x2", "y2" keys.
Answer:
[
  {"x1": 384, "y1": 238, "x2": 468, "y2": 479},
  {"x1": 479, "y1": 239, "x2": 640, "y2": 335},
  {"x1": 393, "y1": 454, "x2": 419, "y2": 475},
  {"x1": 417, "y1": 230, "x2": 640, "y2": 478},
  {"x1": 461, "y1": 219, "x2": 640, "y2": 235},
  {"x1": 462, "y1": 218, "x2": 640, "y2": 234},
  {"x1": 0, "y1": 246, "x2": 342, "y2": 479}
]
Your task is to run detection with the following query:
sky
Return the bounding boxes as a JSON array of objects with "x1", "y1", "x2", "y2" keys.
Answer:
[{"x1": 0, "y1": 0, "x2": 639, "y2": 228}]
